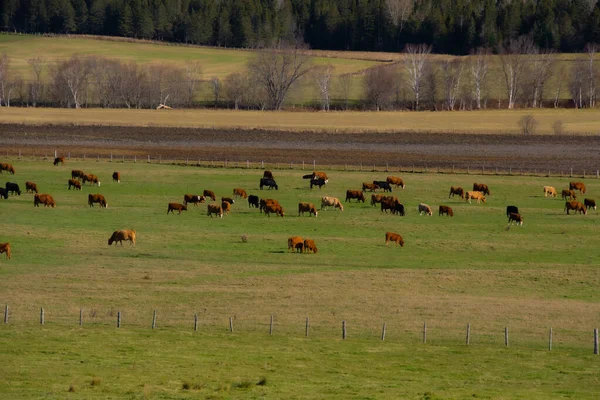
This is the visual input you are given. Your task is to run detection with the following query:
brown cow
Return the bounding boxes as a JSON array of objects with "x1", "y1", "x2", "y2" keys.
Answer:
[
  {"x1": 473, "y1": 183, "x2": 491, "y2": 195},
  {"x1": 371, "y1": 194, "x2": 384, "y2": 207},
  {"x1": 362, "y1": 182, "x2": 379, "y2": 192},
  {"x1": 346, "y1": 190, "x2": 366, "y2": 202},
  {"x1": 263, "y1": 170, "x2": 274, "y2": 179},
  {"x1": 303, "y1": 239, "x2": 318, "y2": 254},
  {"x1": 565, "y1": 201, "x2": 587, "y2": 215},
  {"x1": 0, "y1": 163, "x2": 15, "y2": 174},
  {"x1": 68, "y1": 179, "x2": 82, "y2": 190},
  {"x1": 221, "y1": 201, "x2": 231, "y2": 215},
  {"x1": 298, "y1": 202, "x2": 318, "y2": 217},
  {"x1": 561, "y1": 189, "x2": 577, "y2": 201},
  {"x1": 183, "y1": 194, "x2": 205, "y2": 206},
  {"x1": 313, "y1": 171, "x2": 329, "y2": 182},
  {"x1": 53, "y1": 157, "x2": 65, "y2": 166},
  {"x1": 449, "y1": 186, "x2": 464, "y2": 199},
  {"x1": 71, "y1": 169, "x2": 85, "y2": 180},
  {"x1": 167, "y1": 202, "x2": 187, "y2": 214},
  {"x1": 83, "y1": 174, "x2": 100, "y2": 186},
  {"x1": 439, "y1": 205, "x2": 454, "y2": 217},
  {"x1": 543, "y1": 186, "x2": 557, "y2": 198},
  {"x1": 385, "y1": 232, "x2": 404, "y2": 247},
  {"x1": 108, "y1": 230, "x2": 136, "y2": 246},
  {"x1": 260, "y1": 198, "x2": 280, "y2": 213},
  {"x1": 584, "y1": 198, "x2": 597, "y2": 210},
  {"x1": 112, "y1": 172, "x2": 121, "y2": 183},
  {"x1": 288, "y1": 236, "x2": 304, "y2": 253},
  {"x1": 386, "y1": 176, "x2": 405, "y2": 189},
  {"x1": 569, "y1": 182, "x2": 586, "y2": 194},
  {"x1": 380, "y1": 199, "x2": 396, "y2": 213},
  {"x1": 508, "y1": 212, "x2": 523, "y2": 226},
  {"x1": 222, "y1": 197, "x2": 235, "y2": 205},
  {"x1": 203, "y1": 190, "x2": 216, "y2": 201},
  {"x1": 321, "y1": 196, "x2": 343, "y2": 211},
  {"x1": 88, "y1": 194, "x2": 108, "y2": 208},
  {"x1": 264, "y1": 203, "x2": 285, "y2": 217},
  {"x1": 34, "y1": 193, "x2": 56, "y2": 208},
  {"x1": 233, "y1": 188, "x2": 248, "y2": 199},
  {"x1": 0, "y1": 242, "x2": 11, "y2": 259},
  {"x1": 207, "y1": 203, "x2": 223, "y2": 218},
  {"x1": 466, "y1": 191, "x2": 486, "y2": 204},
  {"x1": 25, "y1": 181, "x2": 38, "y2": 194},
  {"x1": 418, "y1": 203, "x2": 433, "y2": 216}
]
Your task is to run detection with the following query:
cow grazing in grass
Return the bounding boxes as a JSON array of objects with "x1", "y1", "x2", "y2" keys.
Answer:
[
  {"x1": 34, "y1": 193, "x2": 55, "y2": 208},
  {"x1": 0, "y1": 243, "x2": 11, "y2": 259},
  {"x1": 5, "y1": 182, "x2": 21, "y2": 195},
  {"x1": 167, "y1": 202, "x2": 187, "y2": 214},
  {"x1": 88, "y1": 194, "x2": 108, "y2": 208},
  {"x1": 264, "y1": 203, "x2": 284, "y2": 217},
  {"x1": 565, "y1": 201, "x2": 587, "y2": 215},
  {"x1": 233, "y1": 188, "x2": 248, "y2": 199},
  {"x1": 569, "y1": 182, "x2": 586, "y2": 194},
  {"x1": 183, "y1": 194, "x2": 205, "y2": 206},
  {"x1": 508, "y1": 212, "x2": 523, "y2": 226},
  {"x1": 248, "y1": 195, "x2": 260, "y2": 208},
  {"x1": 83, "y1": 174, "x2": 100, "y2": 186},
  {"x1": 362, "y1": 182, "x2": 379, "y2": 192},
  {"x1": 380, "y1": 199, "x2": 396, "y2": 213},
  {"x1": 321, "y1": 196, "x2": 343, "y2": 211},
  {"x1": 108, "y1": 229, "x2": 136, "y2": 246},
  {"x1": 449, "y1": 186, "x2": 464, "y2": 199},
  {"x1": 203, "y1": 190, "x2": 216, "y2": 201},
  {"x1": 473, "y1": 183, "x2": 491, "y2": 195},
  {"x1": 346, "y1": 190, "x2": 366, "y2": 203},
  {"x1": 310, "y1": 178, "x2": 327, "y2": 189},
  {"x1": 439, "y1": 205, "x2": 453, "y2": 217},
  {"x1": 207, "y1": 203, "x2": 224, "y2": 218},
  {"x1": 298, "y1": 202, "x2": 318, "y2": 217},
  {"x1": 71, "y1": 169, "x2": 85, "y2": 180},
  {"x1": 260, "y1": 178, "x2": 278, "y2": 190},
  {"x1": 25, "y1": 181, "x2": 38, "y2": 194},
  {"x1": 386, "y1": 176, "x2": 405, "y2": 189},
  {"x1": 68, "y1": 179, "x2": 82, "y2": 190},
  {"x1": 288, "y1": 236, "x2": 304, "y2": 253},
  {"x1": 584, "y1": 198, "x2": 597, "y2": 210},
  {"x1": 0, "y1": 188, "x2": 7, "y2": 199},
  {"x1": 53, "y1": 157, "x2": 65, "y2": 166},
  {"x1": 221, "y1": 201, "x2": 231, "y2": 215},
  {"x1": 263, "y1": 170, "x2": 274, "y2": 179},
  {"x1": 303, "y1": 239, "x2": 318, "y2": 254},
  {"x1": 393, "y1": 202, "x2": 406, "y2": 216},
  {"x1": 260, "y1": 199, "x2": 280, "y2": 213},
  {"x1": 373, "y1": 181, "x2": 393, "y2": 192},
  {"x1": 466, "y1": 191, "x2": 486, "y2": 204},
  {"x1": 543, "y1": 186, "x2": 557, "y2": 197},
  {"x1": 112, "y1": 172, "x2": 121, "y2": 183},
  {"x1": 385, "y1": 232, "x2": 404, "y2": 247},
  {"x1": 222, "y1": 197, "x2": 235, "y2": 205},
  {"x1": 418, "y1": 203, "x2": 433, "y2": 216},
  {"x1": 561, "y1": 189, "x2": 577, "y2": 201},
  {"x1": 371, "y1": 194, "x2": 384, "y2": 207},
  {"x1": 0, "y1": 163, "x2": 15, "y2": 174},
  {"x1": 506, "y1": 205, "x2": 519, "y2": 217}
]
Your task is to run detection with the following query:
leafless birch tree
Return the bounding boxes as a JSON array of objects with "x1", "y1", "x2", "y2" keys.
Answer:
[
  {"x1": 0, "y1": 53, "x2": 10, "y2": 106},
  {"x1": 314, "y1": 65, "x2": 334, "y2": 111},
  {"x1": 52, "y1": 55, "x2": 95, "y2": 108},
  {"x1": 525, "y1": 50, "x2": 555, "y2": 108},
  {"x1": 28, "y1": 57, "x2": 45, "y2": 107},
  {"x1": 570, "y1": 59, "x2": 586, "y2": 108},
  {"x1": 441, "y1": 58, "x2": 463, "y2": 110},
  {"x1": 224, "y1": 73, "x2": 247, "y2": 110},
  {"x1": 385, "y1": 0, "x2": 413, "y2": 32},
  {"x1": 337, "y1": 73, "x2": 353, "y2": 110},
  {"x1": 185, "y1": 62, "x2": 202, "y2": 107},
  {"x1": 363, "y1": 66, "x2": 398, "y2": 111},
  {"x1": 469, "y1": 48, "x2": 489, "y2": 109},
  {"x1": 210, "y1": 77, "x2": 221, "y2": 106},
  {"x1": 119, "y1": 62, "x2": 145, "y2": 109},
  {"x1": 403, "y1": 43, "x2": 431, "y2": 110},
  {"x1": 499, "y1": 36, "x2": 536, "y2": 109},
  {"x1": 586, "y1": 43, "x2": 597, "y2": 108}
]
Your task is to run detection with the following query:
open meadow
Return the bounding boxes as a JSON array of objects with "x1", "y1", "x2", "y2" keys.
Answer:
[{"x1": 1, "y1": 159, "x2": 599, "y2": 398}]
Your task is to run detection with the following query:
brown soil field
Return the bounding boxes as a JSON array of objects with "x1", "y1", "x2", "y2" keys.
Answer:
[{"x1": 1, "y1": 123, "x2": 599, "y2": 172}]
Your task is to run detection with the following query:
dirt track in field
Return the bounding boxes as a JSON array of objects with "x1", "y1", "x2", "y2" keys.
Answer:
[{"x1": 1, "y1": 124, "x2": 599, "y2": 172}]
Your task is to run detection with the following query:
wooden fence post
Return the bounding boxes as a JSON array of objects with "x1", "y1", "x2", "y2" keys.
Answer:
[
  {"x1": 152, "y1": 310, "x2": 157, "y2": 329},
  {"x1": 570, "y1": 167, "x2": 573, "y2": 177},
  {"x1": 549, "y1": 327, "x2": 553, "y2": 351},
  {"x1": 305, "y1": 317, "x2": 309, "y2": 337},
  {"x1": 147, "y1": 155, "x2": 150, "y2": 163},
  {"x1": 110, "y1": 153, "x2": 113, "y2": 162},
  {"x1": 466, "y1": 323, "x2": 471, "y2": 345},
  {"x1": 269, "y1": 315, "x2": 273, "y2": 335},
  {"x1": 229, "y1": 317, "x2": 233, "y2": 333},
  {"x1": 3, "y1": 304, "x2": 7, "y2": 324},
  {"x1": 194, "y1": 314, "x2": 198, "y2": 331},
  {"x1": 68, "y1": 152, "x2": 70, "y2": 160},
  {"x1": 423, "y1": 322, "x2": 427, "y2": 343},
  {"x1": 342, "y1": 320, "x2": 347, "y2": 340},
  {"x1": 381, "y1": 322, "x2": 386, "y2": 341},
  {"x1": 594, "y1": 329, "x2": 599, "y2": 355},
  {"x1": 79, "y1": 309, "x2": 83, "y2": 326},
  {"x1": 504, "y1": 327, "x2": 509, "y2": 347},
  {"x1": 40, "y1": 307, "x2": 44, "y2": 325},
  {"x1": 117, "y1": 311, "x2": 121, "y2": 328},
  {"x1": 134, "y1": 155, "x2": 136, "y2": 163},
  {"x1": 313, "y1": 160, "x2": 316, "y2": 170}
]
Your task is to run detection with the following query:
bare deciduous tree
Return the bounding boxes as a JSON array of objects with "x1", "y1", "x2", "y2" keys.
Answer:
[
  {"x1": 314, "y1": 65, "x2": 334, "y2": 111},
  {"x1": 0, "y1": 53, "x2": 10, "y2": 106},
  {"x1": 500, "y1": 36, "x2": 536, "y2": 109},
  {"x1": 570, "y1": 59, "x2": 587, "y2": 108},
  {"x1": 553, "y1": 66, "x2": 565, "y2": 108},
  {"x1": 28, "y1": 57, "x2": 45, "y2": 107},
  {"x1": 185, "y1": 62, "x2": 202, "y2": 107},
  {"x1": 403, "y1": 43, "x2": 431, "y2": 110},
  {"x1": 422, "y1": 62, "x2": 438, "y2": 110},
  {"x1": 95, "y1": 58, "x2": 123, "y2": 108},
  {"x1": 338, "y1": 73, "x2": 353, "y2": 110},
  {"x1": 586, "y1": 43, "x2": 598, "y2": 108},
  {"x1": 363, "y1": 66, "x2": 398, "y2": 111},
  {"x1": 442, "y1": 58, "x2": 463, "y2": 110},
  {"x1": 469, "y1": 48, "x2": 489, "y2": 109},
  {"x1": 210, "y1": 77, "x2": 221, "y2": 107},
  {"x1": 385, "y1": 0, "x2": 413, "y2": 32},
  {"x1": 247, "y1": 45, "x2": 312, "y2": 110},
  {"x1": 119, "y1": 62, "x2": 145, "y2": 109},
  {"x1": 518, "y1": 114, "x2": 538, "y2": 135},
  {"x1": 51, "y1": 56, "x2": 95, "y2": 108},
  {"x1": 525, "y1": 50, "x2": 555, "y2": 108},
  {"x1": 224, "y1": 73, "x2": 247, "y2": 110}
]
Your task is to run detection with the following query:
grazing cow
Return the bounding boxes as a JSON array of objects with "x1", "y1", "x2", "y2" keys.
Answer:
[
  {"x1": 5, "y1": 182, "x2": 21, "y2": 195},
  {"x1": 584, "y1": 198, "x2": 597, "y2": 210},
  {"x1": 0, "y1": 163, "x2": 15, "y2": 174},
  {"x1": 183, "y1": 194, "x2": 205, "y2": 206},
  {"x1": 569, "y1": 182, "x2": 586, "y2": 194},
  {"x1": 263, "y1": 170, "x2": 274, "y2": 180},
  {"x1": 466, "y1": 191, "x2": 486, "y2": 204},
  {"x1": 310, "y1": 178, "x2": 327, "y2": 189},
  {"x1": 108, "y1": 230, "x2": 136, "y2": 246},
  {"x1": 386, "y1": 176, "x2": 405, "y2": 189},
  {"x1": 373, "y1": 181, "x2": 393, "y2": 192},
  {"x1": 303, "y1": 239, "x2": 318, "y2": 254},
  {"x1": 506, "y1": 205, "x2": 519, "y2": 217},
  {"x1": 221, "y1": 201, "x2": 231, "y2": 215},
  {"x1": 312, "y1": 171, "x2": 329, "y2": 182},
  {"x1": 248, "y1": 195, "x2": 260, "y2": 208},
  {"x1": 71, "y1": 169, "x2": 85, "y2": 180},
  {"x1": 561, "y1": 189, "x2": 577, "y2": 201},
  {"x1": 321, "y1": 196, "x2": 343, "y2": 211},
  {"x1": 449, "y1": 186, "x2": 465, "y2": 199},
  {"x1": 346, "y1": 190, "x2": 366, "y2": 203},
  {"x1": 260, "y1": 178, "x2": 278, "y2": 190},
  {"x1": 298, "y1": 202, "x2": 318, "y2": 217},
  {"x1": 167, "y1": 202, "x2": 187, "y2": 214},
  {"x1": 288, "y1": 236, "x2": 304, "y2": 253},
  {"x1": 0, "y1": 242, "x2": 10, "y2": 259},
  {"x1": 112, "y1": 172, "x2": 121, "y2": 183},
  {"x1": 385, "y1": 232, "x2": 404, "y2": 247},
  {"x1": 508, "y1": 212, "x2": 523, "y2": 226},
  {"x1": 543, "y1": 186, "x2": 557, "y2": 198},
  {"x1": 473, "y1": 183, "x2": 491, "y2": 195},
  {"x1": 203, "y1": 190, "x2": 216, "y2": 201},
  {"x1": 88, "y1": 194, "x2": 108, "y2": 208},
  {"x1": 418, "y1": 203, "x2": 433, "y2": 216},
  {"x1": 565, "y1": 201, "x2": 587, "y2": 215},
  {"x1": 264, "y1": 203, "x2": 285, "y2": 217},
  {"x1": 439, "y1": 205, "x2": 454, "y2": 217},
  {"x1": 233, "y1": 188, "x2": 248, "y2": 199},
  {"x1": 0, "y1": 188, "x2": 7, "y2": 199},
  {"x1": 371, "y1": 194, "x2": 384, "y2": 207},
  {"x1": 362, "y1": 182, "x2": 379, "y2": 192},
  {"x1": 34, "y1": 193, "x2": 56, "y2": 208},
  {"x1": 68, "y1": 179, "x2": 82, "y2": 190},
  {"x1": 393, "y1": 202, "x2": 406, "y2": 216},
  {"x1": 222, "y1": 197, "x2": 235, "y2": 205},
  {"x1": 380, "y1": 199, "x2": 396, "y2": 213},
  {"x1": 383, "y1": 195, "x2": 399, "y2": 203},
  {"x1": 207, "y1": 203, "x2": 224, "y2": 218},
  {"x1": 83, "y1": 174, "x2": 100, "y2": 186},
  {"x1": 53, "y1": 157, "x2": 65, "y2": 166},
  {"x1": 260, "y1": 198, "x2": 280, "y2": 213},
  {"x1": 25, "y1": 181, "x2": 38, "y2": 194}
]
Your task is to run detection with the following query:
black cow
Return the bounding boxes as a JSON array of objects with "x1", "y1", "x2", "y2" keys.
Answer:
[
  {"x1": 260, "y1": 178, "x2": 278, "y2": 190},
  {"x1": 5, "y1": 182, "x2": 21, "y2": 196},
  {"x1": 393, "y1": 202, "x2": 405, "y2": 216},
  {"x1": 506, "y1": 205, "x2": 519, "y2": 217},
  {"x1": 0, "y1": 188, "x2": 7, "y2": 199},
  {"x1": 302, "y1": 174, "x2": 314, "y2": 180},
  {"x1": 310, "y1": 178, "x2": 327, "y2": 189},
  {"x1": 248, "y1": 195, "x2": 260, "y2": 208},
  {"x1": 373, "y1": 181, "x2": 393, "y2": 193}
]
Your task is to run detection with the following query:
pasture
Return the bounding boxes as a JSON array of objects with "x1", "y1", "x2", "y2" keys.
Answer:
[{"x1": 1, "y1": 159, "x2": 600, "y2": 398}]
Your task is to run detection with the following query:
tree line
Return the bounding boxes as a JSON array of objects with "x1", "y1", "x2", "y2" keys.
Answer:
[
  {"x1": 0, "y1": 37, "x2": 598, "y2": 111},
  {"x1": 2, "y1": 0, "x2": 600, "y2": 54}
]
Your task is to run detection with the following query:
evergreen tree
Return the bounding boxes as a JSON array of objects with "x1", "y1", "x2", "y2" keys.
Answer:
[{"x1": 118, "y1": 0, "x2": 133, "y2": 36}]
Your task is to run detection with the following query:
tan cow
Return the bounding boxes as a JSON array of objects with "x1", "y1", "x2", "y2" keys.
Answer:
[
  {"x1": 386, "y1": 176, "x2": 405, "y2": 189},
  {"x1": 0, "y1": 242, "x2": 11, "y2": 259},
  {"x1": 288, "y1": 236, "x2": 304, "y2": 253},
  {"x1": 385, "y1": 232, "x2": 404, "y2": 247},
  {"x1": 543, "y1": 186, "x2": 557, "y2": 197},
  {"x1": 303, "y1": 239, "x2": 318, "y2": 254},
  {"x1": 465, "y1": 191, "x2": 486, "y2": 204},
  {"x1": 561, "y1": 189, "x2": 577, "y2": 201},
  {"x1": 233, "y1": 188, "x2": 248, "y2": 199},
  {"x1": 25, "y1": 181, "x2": 38, "y2": 194},
  {"x1": 108, "y1": 230, "x2": 136, "y2": 246},
  {"x1": 418, "y1": 203, "x2": 433, "y2": 216},
  {"x1": 207, "y1": 203, "x2": 223, "y2": 218},
  {"x1": 298, "y1": 202, "x2": 318, "y2": 217},
  {"x1": 34, "y1": 193, "x2": 56, "y2": 208},
  {"x1": 321, "y1": 196, "x2": 343, "y2": 211}
]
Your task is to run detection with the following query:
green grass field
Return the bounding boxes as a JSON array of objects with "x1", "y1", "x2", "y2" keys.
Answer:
[{"x1": 1, "y1": 159, "x2": 599, "y2": 398}]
